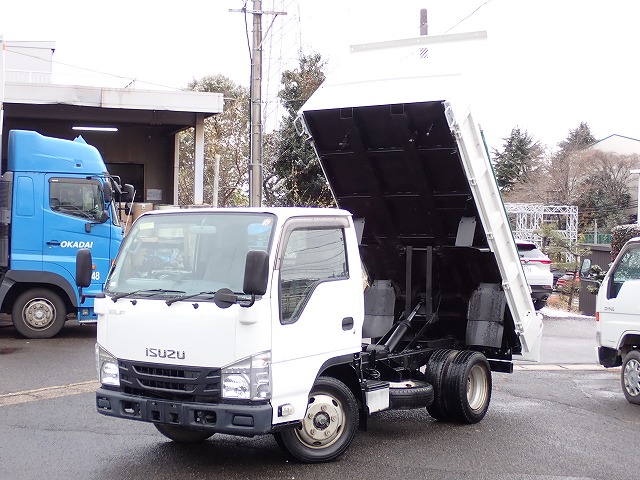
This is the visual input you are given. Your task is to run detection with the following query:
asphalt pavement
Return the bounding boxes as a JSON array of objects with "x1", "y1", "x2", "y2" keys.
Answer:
[{"x1": 3, "y1": 307, "x2": 638, "y2": 480}]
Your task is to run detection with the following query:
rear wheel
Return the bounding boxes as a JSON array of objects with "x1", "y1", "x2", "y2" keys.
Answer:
[
  {"x1": 443, "y1": 350, "x2": 492, "y2": 423},
  {"x1": 425, "y1": 349, "x2": 457, "y2": 421},
  {"x1": 12, "y1": 289, "x2": 67, "y2": 339},
  {"x1": 621, "y1": 350, "x2": 640, "y2": 405},
  {"x1": 275, "y1": 376, "x2": 358, "y2": 463},
  {"x1": 154, "y1": 424, "x2": 214, "y2": 443}
]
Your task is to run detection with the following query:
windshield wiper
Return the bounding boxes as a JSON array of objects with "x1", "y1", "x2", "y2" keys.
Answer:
[
  {"x1": 165, "y1": 291, "x2": 216, "y2": 306},
  {"x1": 110, "y1": 289, "x2": 186, "y2": 302}
]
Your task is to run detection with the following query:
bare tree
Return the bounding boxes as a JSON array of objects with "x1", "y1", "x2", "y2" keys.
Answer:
[{"x1": 577, "y1": 150, "x2": 636, "y2": 229}]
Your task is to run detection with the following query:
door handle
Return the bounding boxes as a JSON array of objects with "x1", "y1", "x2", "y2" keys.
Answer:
[
  {"x1": 342, "y1": 317, "x2": 354, "y2": 331},
  {"x1": 46, "y1": 240, "x2": 61, "y2": 246}
]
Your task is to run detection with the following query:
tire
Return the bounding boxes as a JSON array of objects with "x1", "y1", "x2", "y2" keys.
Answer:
[
  {"x1": 389, "y1": 380, "x2": 434, "y2": 410},
  {"x1": 621, "y1": 350, "x2": 640, "y2": 405},
  {"x1": 443, "y1": 350, "x2": 492, "y2": 424},
  {"x1": 533, "y1": 297, "x2": 548, "y2": 310},
  {"x1": 425, "y1": 349, "x2": 457, "y2": 421},
  {"x1": 12, "y1": 289, "x2": 67, "y2": 339},
  {"x1": 154, "y1": 423, "x2": 214, "y2": 443},
  {"x1": 275, "y1": 376, "x2": 358, "y2": 463}
]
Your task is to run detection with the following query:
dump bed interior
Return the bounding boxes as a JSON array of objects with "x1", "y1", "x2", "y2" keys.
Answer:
[
  {"x1": 303, "y1": 101, "x2": 488, "y2": 279},
  {"x1": 301, "y1": 97, "x2": 541, "y2": 361}
]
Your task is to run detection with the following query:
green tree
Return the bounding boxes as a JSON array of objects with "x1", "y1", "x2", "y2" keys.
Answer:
[
  {"x1": 268, "y1": 52, "x2": 333, "y2": 207},
  {"x1": 557, "y1": 122, "x2": 596, "y2": 155},
  {"x1": 179, "y1": 75, "x2": 250, "y2": 206},
  {"x1": 536, "y1": 223, "x2": 588, "y2": 311},
  {"x1": 492, "y1": 127, "x2": 543, "y2": 193}
]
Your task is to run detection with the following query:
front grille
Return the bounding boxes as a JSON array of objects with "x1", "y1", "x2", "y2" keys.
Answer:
[{"x1": 119, "y1": 360, "x2": 221, "y2": 402}]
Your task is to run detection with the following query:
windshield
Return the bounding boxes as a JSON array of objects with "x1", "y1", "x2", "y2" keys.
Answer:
[{"x1": 105, "y1": 212, "x2": 275, "y2": 298}]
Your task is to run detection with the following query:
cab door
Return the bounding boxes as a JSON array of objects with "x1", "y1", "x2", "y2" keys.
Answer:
[
  {"x1": 43, "y1": 176, "x2": 113, "y2": 304},
  {"x1": 270, "y1": 217, "x2": 364, "y2": 422}
]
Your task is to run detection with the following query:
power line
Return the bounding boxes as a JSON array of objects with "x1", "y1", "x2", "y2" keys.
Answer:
[
  {"x1": 4, "y1": 46, "x2": 188, "y2": 91},
  {"x1": 445, "y1": 0, "x2": 492, "y2": 33}
]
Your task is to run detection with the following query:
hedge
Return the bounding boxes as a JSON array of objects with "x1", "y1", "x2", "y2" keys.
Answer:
[{"x1": 611, "y1": 224, "x2": 640, "y2": 259}]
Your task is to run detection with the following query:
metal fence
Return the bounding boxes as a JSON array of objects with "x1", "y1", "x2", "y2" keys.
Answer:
[{"x1": 582, "y1": 233, "x2": 612, "y2": 244}]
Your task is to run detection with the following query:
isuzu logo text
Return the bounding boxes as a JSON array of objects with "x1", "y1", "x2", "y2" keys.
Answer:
[{"x1": 145, "y1": 348, "x2": 186, "y2": 360}]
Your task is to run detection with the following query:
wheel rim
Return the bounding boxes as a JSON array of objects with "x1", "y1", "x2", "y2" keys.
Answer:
[
  {"x1": 623, "y1": 358, "x2": 640, "y2": 397},
  {"x1": 295, "y1": 393, "x2": 345, "y2": 449},
  {"x1": 467, "y1": 363, "x2": 489, "y2": 411},
  {"x1": 22, "y1": 298, "x2": 57, "y2": 330}
]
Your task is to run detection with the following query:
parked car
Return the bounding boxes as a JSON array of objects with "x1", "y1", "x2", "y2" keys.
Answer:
[
  {"x1": 551, "y1": 266, "x2": 565, "y2": 288},
  {"x1": 556, "y1": 271, "x2": 580, "y2": 293},
  {"x1": 516, "y1": 240, "x2": 554, "y2": 310}
]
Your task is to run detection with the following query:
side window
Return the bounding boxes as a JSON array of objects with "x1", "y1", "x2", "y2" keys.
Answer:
[
  {"x1": 610, "y1": 246, "x2": 640, "y2": 299},
  {"x1": 50, "y1": 179, "x2": 103, "y2": 220},
  {"x1": 280, "y1": 227, "x2": 348, "y2": 324}
]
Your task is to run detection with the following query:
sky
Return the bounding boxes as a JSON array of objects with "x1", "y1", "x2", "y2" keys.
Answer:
[{"x1": 2, "y1": 0, "x2": 640, "y2": 153}]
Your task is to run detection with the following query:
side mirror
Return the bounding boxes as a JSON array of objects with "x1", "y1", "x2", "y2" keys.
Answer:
[
  {"x1": 121, "y1": 184, "x2": 135, "y2": 203},
  {"x1": 84, "y1": 210, "x2": 110, "y2": 233},
  {"x1": 103, "y1": 181, "x2": 113, "y2": 203},
  {"x1": 243, "y1": 250, "x2": 269, "y2": 296},
  {"x1": 580, "y1": 259, "x2": 592, "y2": 278},
  {"x1": 76, "y1": 249, "x2": 93, "y2": 288}
]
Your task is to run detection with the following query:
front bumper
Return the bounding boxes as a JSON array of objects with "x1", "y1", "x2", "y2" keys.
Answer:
[{"x1": 96, "y1": 388, "x2": 273, "y2": 437}]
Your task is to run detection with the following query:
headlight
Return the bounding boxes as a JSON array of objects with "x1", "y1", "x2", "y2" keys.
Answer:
[
  {"x1": 222, "y1": 351, "x2": 271, "y2": 401},
  {"x1": 95, "y1": 344, "x2": 120, "y2": 387}
]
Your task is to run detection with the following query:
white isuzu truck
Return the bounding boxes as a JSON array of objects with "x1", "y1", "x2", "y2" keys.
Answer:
[
  {"x1": 76, "y1": 53, "x2": 542, "y2": 463},
  {"x1": 590, "y1": 237, "x2": 640, "y2": 405}
]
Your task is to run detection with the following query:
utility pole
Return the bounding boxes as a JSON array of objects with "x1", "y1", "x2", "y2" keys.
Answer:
[
  {"x1": 419, "y1": 8, "x2": 428, "y2": 58},
  {"x1": 231, "y1": 3, "x2": 286, "y2": 207},
  {"x1": 249, "y1": 0, "x2": 263, "y2": 208},
  {"x1": 420, "y1": 8, "x2": 428, "y2": 35},
  {"x1": 212, "y1": 154, "x2": 220, "y2": 207}
]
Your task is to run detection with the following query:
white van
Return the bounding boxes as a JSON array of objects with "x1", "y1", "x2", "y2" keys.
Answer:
[{"x1": 588, "y1": 237, "x2": 640, "y2": 405}]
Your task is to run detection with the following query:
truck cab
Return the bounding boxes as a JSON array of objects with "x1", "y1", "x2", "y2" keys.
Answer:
[
  {"x1": 0, "y1": 130, "x2": 132, "y2": 338},
  {"x1": 593, "y1": 236, "x2": 640, "y2": 404}
]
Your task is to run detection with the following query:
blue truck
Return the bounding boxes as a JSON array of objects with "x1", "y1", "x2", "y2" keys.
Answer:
[{"x1": 0, "y1": 130, "x2": 133, "y2": 338}]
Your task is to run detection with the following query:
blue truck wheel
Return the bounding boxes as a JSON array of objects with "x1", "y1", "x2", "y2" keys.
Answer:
[{"x1": 12, "y1": 289, "x2": 67, "y2": 339}]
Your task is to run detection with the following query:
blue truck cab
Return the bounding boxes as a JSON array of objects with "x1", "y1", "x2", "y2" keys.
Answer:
[{"x1": 0, "y1": 130, "x2": 133, "y2": 338}]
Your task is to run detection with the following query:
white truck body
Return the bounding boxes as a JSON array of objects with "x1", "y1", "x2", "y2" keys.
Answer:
[
  {"x1": 87, "y1": 43, "x2": 543, "y2": 462},
  {"x1": 594, "y1": 237, "x2": 640, "y2": 404}
]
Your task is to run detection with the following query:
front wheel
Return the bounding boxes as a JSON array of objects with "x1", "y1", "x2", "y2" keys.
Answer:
[
  {"x1": 154, "y1": 423, "x2": 214, "y2": 443},
  {"x1": 275, "y1": 376, "x2": 358, "y2": 463},
  {"x1": 621, "y1": 350, "x2": 640, "y2": 405},
  {"x1": 12, "y1": 289, "x2": 67, "y2": 339}
]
